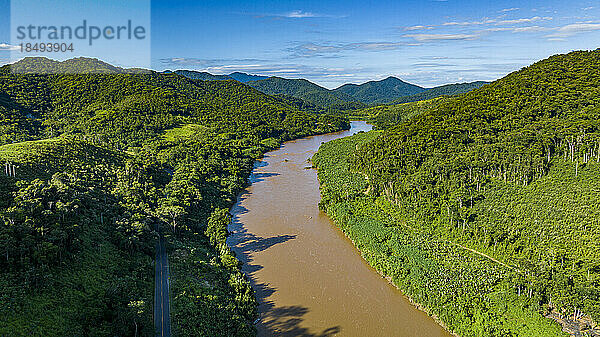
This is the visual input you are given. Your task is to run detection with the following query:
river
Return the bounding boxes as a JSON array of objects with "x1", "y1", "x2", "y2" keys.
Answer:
[{"x1": 228, "y1": 121, "x2": 453, "y2": 337}]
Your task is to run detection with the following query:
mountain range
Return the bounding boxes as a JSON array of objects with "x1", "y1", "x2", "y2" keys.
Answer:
[
  {"x1": 164, "y1": 70, "x2": 269, "y2": 83},
  {"x1": 7, "y1": 57, "x2": 488, "y2": 108},
  {"x1": 333, "y1": 77, "x2": 426, "y2": 104}
]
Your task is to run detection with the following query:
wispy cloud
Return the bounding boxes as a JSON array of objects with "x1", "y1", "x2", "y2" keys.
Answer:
[
  {"x1": 284, "y1": 10, "x2": 318, "y2": 18},
  {"x1": 159, "y1": 58, "x2": 363, "y2": 81},
  {"x1": 583, "y1": 7, "x2": 594, "y2": 11},
  {"x1": 443, "y1": 18, "x2": 496, "y2": 26},
  {"x1": 500, "y1": 8, "x2": 520, "y2": 13},
  {"x1": 404, "y1": 33, "x2": 479, "y2": 42},
  {"x1": 545, "y1": 23, "x2": 600, "y2": 39},
  {"x1": 412, "y1": 62, "x2": 457, "y2": 68},
  {"x1": 289, "y1": 41, "x2": 419, "y2": 57},
  {"x1": 404, "y1": 25, "x2": 435, "y2": 31},
  {"x1": 497, "y1": 16, "x2": 552, "y2": 25},
  {"x1": 441, "y1": 16, "x2": 551, "y2": 27},
  {"x1": 0, "y1": 43, "x2": 20, "y2": 51},
  {"x1": 160, "y1": 57, "x2": 267, "y2": 67},
  {"x1": 247, "y1": 9, "x2": 345, "y2": 19},
  {"x1": 485, "y1": 26, "x2": 550, "y2": 33}
]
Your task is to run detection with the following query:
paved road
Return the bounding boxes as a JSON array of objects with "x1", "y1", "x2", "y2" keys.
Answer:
[{"x1": 154, "y1": 233, "x2": 171, "y2": 337}]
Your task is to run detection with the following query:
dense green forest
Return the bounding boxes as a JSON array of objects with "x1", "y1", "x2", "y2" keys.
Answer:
[
  {"x1": 348, "y1": 97, "x2": 450, "y2": 128},
  {"x1": 8, "y1": 57, "x2": 149, "y2": 75},
  {"x1": 314, "y1": 50, "x2": 600, "y2": 337},
  {"x1": 0, "y1": 57, "x2": 348, "y2": 336},
  {"x1": 333, "y1": 76, "x2": 426, "y2": 104}
]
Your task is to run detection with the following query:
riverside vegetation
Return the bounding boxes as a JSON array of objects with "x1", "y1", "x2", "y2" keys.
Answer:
[
  {"x1": 0, "y1": 57, "x2": 348, "y2": 336},
  {"x1": 313, "y1": 50, "x2": 600, "y2": 337}
]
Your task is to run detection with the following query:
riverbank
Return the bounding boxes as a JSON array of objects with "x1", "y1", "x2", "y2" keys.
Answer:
[
  {"x1": 312, "y1": 130, "x2": 568, "y2": 337},
  {"x1": 228, "y1": 121, "x2": 452, "y2": 337}
]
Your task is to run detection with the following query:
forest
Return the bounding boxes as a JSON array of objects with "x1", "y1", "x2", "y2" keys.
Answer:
[
  {"x1": 314, "y1": 50, "x2": 600, "y2": 337},
  {"x1": 0, "y1": 57, "x2": 348, "y2": 336}
]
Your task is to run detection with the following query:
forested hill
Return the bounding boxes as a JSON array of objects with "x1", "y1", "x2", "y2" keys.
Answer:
[
  {"x1": 8, "y1": 57, "x2": 149, "y2": 74},
  {"x1": 165, "y1": 68, "x2": 487, "y2": 108},
  {"x1": 245, "y1": 76, "x2": 362, "y2": 108},
  {"x1": 343, "y1": 49, "x2": 600, "y2": 335},
  {"x1": 393, "y1": 81, "x2": 489, "y2": 104},
  {"x1": 0, "y1": 61, "x2": 345, "y2": 148},
  {"x1": 0, "y1": 57, "x2": 347, "y2": 336},
  {"x1": 333, "y1": 76, "x2": 426, "y2": 104}
]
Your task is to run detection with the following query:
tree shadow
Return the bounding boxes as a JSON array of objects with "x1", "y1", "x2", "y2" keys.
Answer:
[
  {"x1": 228, "y1": 157, "x2": 341, "y2": 337},
  {"x1": 249, "y1": 171, "x2": 280, "y2": 184},
  {"x1": 228, "y1": 227, "x2": 296, "y2": 274},
  {"x1": 254, "y1": 159, "x2": 269, "y2": 169},
  {"x1": 237, "y1": 232, "x2": 297, "y2": 253},
  {"x1": 228, "y1": 228, "x2": 340, "y2": 336},
  {"x1": 257, "y1": 302, "x2": 341, "y2": 337}
]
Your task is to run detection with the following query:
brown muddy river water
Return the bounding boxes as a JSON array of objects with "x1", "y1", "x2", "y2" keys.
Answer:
[{"x1": 228, "y1": 121, "x2": 453, "y2": 337}]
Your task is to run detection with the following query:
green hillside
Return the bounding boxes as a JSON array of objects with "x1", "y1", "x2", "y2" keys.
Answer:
[
  {"x1": 0, "y1": 62, "x2": 346, "y2": 148},
  {"x1": 314, "y1": 49, "x2": 600, "y2": 337},
  {"x1": 393, "y1": 81, "x2": 489, "y2": 104},
  {"x1": 333, "y1": 76, "x2": 426, "y2": 104},
  {"x1": 245, "y1": 76, "x2": 361, "y2": 108},
  {"x1": 7, "y1": 57, "x2": 148, "y2": 74},
  {"x1": 0, "y1": 57, "x2": 349, "y2": 336},
  {"x1": 349, "y1": 97, "x2": 449, "y2": 127}
]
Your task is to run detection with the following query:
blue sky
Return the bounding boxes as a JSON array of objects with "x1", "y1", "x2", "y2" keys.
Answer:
[{"x1": 2, "y1": 0, "x2": 600, "y2": 88}]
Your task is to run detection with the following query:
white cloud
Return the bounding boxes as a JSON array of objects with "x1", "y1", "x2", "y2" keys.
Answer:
[
  {"x1": 583, "y1": 7, "x2": 594, "y2": 11},
  {"x1": 289, "y1": 41, "x2": 419, "y2": 56},
  {"x1": 500, "y1": 8, "x2": 520, "y2": 13},
  {"x1": 0, "y1": 43, "x2": 20, "y2": 51},
  {"x1": 512, "y1": 26, "x2": 549, "y2": 32},
  {"x1": 441, "y1": 16, "x2": 552, "y2": 27},
  {"x1": 485, "y1": 26, "x2": 549, "y2": 33},
  {"x1": 497, "y1": 16, "x2": 552, "y2": 24},
  {"x1": 248, "y1": 9, "x2": 344, "y2": 19},
  {"x1": 404, "y1": 33, "x2": 479, "y2": 41},
  {"x1": 545, "y1": 23, "x2": 600, "y2": 38},
  {"x1": 349, "y1": 42, "x2": 412, "y2": 50},
  {"x1": 443, "y1": 19, "x2": 496, "y2": 26},
  {"x1": 404, "y1": 25, "x2": 434, "y2": 31},
  {"x1": 284, "y1": 10, "x2": 317, "y2": 18}
]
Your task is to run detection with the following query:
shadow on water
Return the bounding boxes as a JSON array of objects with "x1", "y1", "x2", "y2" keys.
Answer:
[
  {"x1": 254, "y1": 282, "x2": 341, "y2": 337},
  {"x1": 237, "y1": 232, "x2": 297, "y2": 253},
  {"x1": 229, "y1": 206, "x2": 341, "y2": 336},
  {"x1": 254, "y1": 160, "x2": 269, "y2": 169},
  {"x1": 227, "y1": 142, "x2": 348, "y2": 337},
  {"x1": 228, "y1": 203, "x2": 296, "y2": 274},
  {"x1": 249, "y1": 172, "x2": 280, "y2": 184}
]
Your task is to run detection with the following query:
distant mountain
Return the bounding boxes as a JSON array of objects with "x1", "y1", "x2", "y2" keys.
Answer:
[
  {"x1": 8, "y1": 57, "x2": 149, "y2": 74},
  {"x1": 333, "y1": 77, "x2": 426, "y2": 104},
  {"x1": 166, "y1": 70, "x2": 268, "y2": 83},
  {"x1": 393, "y1": 81, "x2": 489, "y2": 104},
  {"x1": 169, "y1": 70, "x2": 233, "y2": 81},
  {"x1": 227, "y1": 72, "x2": 269, "y2": 83},
  {"x1": 245, "y1": 77, "x2": 361, "y2": 108}
]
